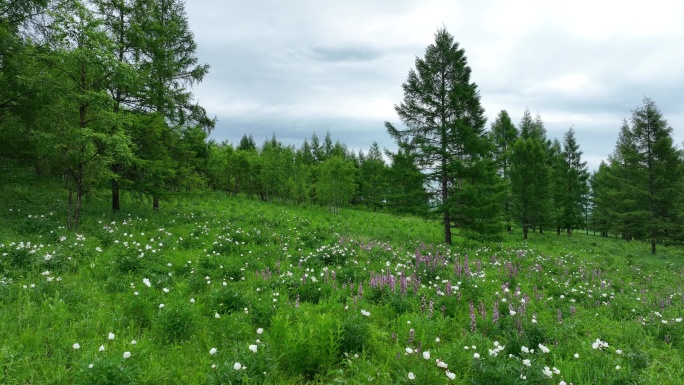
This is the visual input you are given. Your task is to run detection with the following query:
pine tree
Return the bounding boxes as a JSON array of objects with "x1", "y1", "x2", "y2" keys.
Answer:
[{"x1": 385, "y1": 28, "x2": 502, "y2": 243}]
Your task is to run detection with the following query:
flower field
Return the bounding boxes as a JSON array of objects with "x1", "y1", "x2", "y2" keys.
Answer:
[{"x1": 1, "y1": 179, "x2": 683, "y2": 384}]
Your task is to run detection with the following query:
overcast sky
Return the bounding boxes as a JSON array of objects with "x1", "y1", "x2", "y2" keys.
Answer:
[{"x1": 185, "y1": 0, "x2": 684, "y2": 170}]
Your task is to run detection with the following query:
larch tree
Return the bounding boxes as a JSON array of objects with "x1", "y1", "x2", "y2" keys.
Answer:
[
  {"x1": 133, "y1": 0, "x2": 213, "y2": 209},
  {"x1": 489, "y1": 110, "x2": 518, "y2": 231},
  {"x1": 385, "y1": 28, "x2": 502, "y2": 244},
  {"x1": 39, "y1": 1, "x2": 134, "y2": 229},
  {"x1": 608, "y1": 98, "x2": 682, "y2": 253},
  {"x1": 357, "y1": 142, "x2": 388, "y2": 211},
  {"x1": 559, "y1": 127, "x2": 589, "y2": 236}
]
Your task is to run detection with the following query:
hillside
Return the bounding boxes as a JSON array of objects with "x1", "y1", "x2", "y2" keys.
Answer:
[{"x1": 1, "y1": 174, "x2": 683, "y2": 384}]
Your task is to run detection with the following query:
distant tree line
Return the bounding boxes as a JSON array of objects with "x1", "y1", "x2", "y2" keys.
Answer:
[{"x1": 2, "y1": 9, "x2": 683, "y2": 253}]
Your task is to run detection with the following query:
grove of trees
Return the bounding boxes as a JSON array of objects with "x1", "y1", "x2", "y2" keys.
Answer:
[{"x1": 2, "y1": 4, "x2": 682, "y2": 252}]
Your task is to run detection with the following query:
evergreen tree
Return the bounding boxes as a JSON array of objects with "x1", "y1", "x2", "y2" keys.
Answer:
[
  {"x1": 510, "y1": 137, "x2": 547, "y2": 239},
  {"x1": 559, "y1": 127, "x2": 589, "y2": 236},
  {"x1": 385, "y1": 145, "x2": 429, "y2": 216},
  {"x1": 357, "y1": 142, "x2": 388, "y2": 211},
  {"x1": 607, "y1": 98, "x2": 682, "y2": 253},
  {"x1": 237, "y1": 133, "x2": 256, "y2": 151},
  {"x1": 589, "y1": 162, "x2": 612, "y2": 237},
  {"x1": 385, "y1": 28, "x2": 502, "y2": 243},
  {"x1": 548, "y1": 138, "x2": 565, "y2": 235},
  {"x1": 134, "y1": 0, "x2": 213, "y2": 209},
  {"x1": 489, "y1": 110, "x2": 518, "y2": 231},
  {"x1": 90, "y1": 0, "x2": 143, "y2": 212}
]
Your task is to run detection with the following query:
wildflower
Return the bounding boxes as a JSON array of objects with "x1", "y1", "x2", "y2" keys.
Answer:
[
  {"x1": 538, "y1": 343, "x2": 550, "y2": 353},
  {"x1": 233, "y1": 362, "x2": 242, "y2": 370},
  {"x1": 190, "y1": 298, "x2": 195, "y2": 303},
  {"x1": 361, "y1": 309, "x2": 370, "y2": 317},
  {"x1": 99, "y1": 345, "x2": 105, "y2": 352},
  {"x1": 436, "y1": 359, "x2": 448, "y2": 369},
  {"x1": 521, "y1": 346, "x2": 529, "y2": 354},
  {"x1": 473, "y1": 353, "x2": 480, "y2": 359},
  {"x1": 553, "y1": 367, "x2": 560, "y2": 374},
  {"x1": 143, "y1": 278, "x2": 151, "y2": 287},
  {"x1": 522, "y1": 359, "x2": 531, "y2": 367},
  {"x1": 423, "y1": 351, "x2": 431, "y2": 360},
  {"x1": 73, "y1": 343, "x2": 80, "y2": 350},
  {"x1": 215, "y1": 313, "x2": 221, "y2": 319},
  {"x1": 108, "y1": 332, "x2": 115, "y2": 340},
  {"x1": 435, "y1": 337, "x2": 440, "y2": 343},
  {"x1": 408, "y1": 372, "x2": 416, "y2": 380},
  {"x1": 560, "y1": 381, "x2": 567, "y2": 385},
  {"x1": 209, "y1": 348, "x2": 217, "y2": 355},
  {"x1": 162, "y1": 288, "x2": 169, "y2": 293},
  {"x1": 131, "y1": 340, "x2": 137, "y2": 345},
  {"x1": 159, "y1": 303, "x2": 165, "y2": 309},
  {"x1": 574, "y1": 353, "x2": 579, "y2": 359},
  {"x1": 616, "y1": 349, "x2": 622, "y2": 355},
  {"x1": 542, "y1": 366, "x2": 553, "y2": 378},
  {"x1": 446, "y1": 371, "x2": 456, "y2": 380},
  {"x1": 592, "y1": 338, "x2": 608, "y2": 350},
  {"x1": 616, "y1": 365, "x2": 621, "y2": 370},
  {"x1": 123, "y1": 351, "x2": 131, "y2": 359},
  {"x1": 88, "y1": 363, "x2": 94, "y2": 368},
  {"x1": 405, "y1": 347, "x2": 414, "y2": 354},
  {"x1": 257, "y1": 328, "x2": 264, "y2": 335},
  {"x1": 249, "y1": 344, "x2": 258, "y2": 353}
]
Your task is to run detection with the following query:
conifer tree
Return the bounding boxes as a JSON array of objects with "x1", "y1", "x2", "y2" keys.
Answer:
[
  {"x1": 606, "y1": 98, "x2": 682, "y2": 253},
  {"x1": 490, "y1": 110, "x2": 518, "y2": 231},
  {"x1": 386, "y1": 28, "x2": 502, "y2": 243},
  {"x1": 559, "y1": 127, "x2": 589, "y2": 236}
]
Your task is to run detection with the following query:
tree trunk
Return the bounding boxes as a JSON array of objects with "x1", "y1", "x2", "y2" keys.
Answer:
[
  {"x1": 556, "y1": 227, "x2": 560, "y2": 235},
  {"x1": 444, "y1": 210, "x2": 452, "y2": 244},
  {"x1": 523, "y1": 226, "x2": 528, "y2": 240},
  {"x1": 651, "y1": 239, "x2": 656, "y2": 254},
  {"x1": 567, "y1": 227, "x2": 572, "y2": 237},
  {"x1": 153, "y1": 196, "x2": 159, "y2": 210},
  {"x1": 112, "y1": 178, "x2": 120, "y2": 212}
]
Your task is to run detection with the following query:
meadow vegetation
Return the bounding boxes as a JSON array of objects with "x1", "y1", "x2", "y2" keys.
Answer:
[{"x1": 1, "y1": 172, "x2": 683, "y2": 385}]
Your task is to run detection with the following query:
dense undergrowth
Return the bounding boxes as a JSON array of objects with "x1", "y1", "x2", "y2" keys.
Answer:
[{"x1": 1, "y1": 172, "x2": 683, "y2": 384}]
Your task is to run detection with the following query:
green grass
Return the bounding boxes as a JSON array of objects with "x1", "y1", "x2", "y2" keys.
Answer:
[{"x1": 1, "y1": 172, "x2": 683, "y2": 384}]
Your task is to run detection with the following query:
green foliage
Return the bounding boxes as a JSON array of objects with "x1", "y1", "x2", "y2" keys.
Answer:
[
  {"x1": 74, "y1": 357, "x2": 137, "y2": 385},
  {"x1": 316, "y1": 155, "x2": 357, "y2": 213},
  {"x1": 386, "y1": 27, "x2": 502, "y2": 243},
  {"x1": 596, "y1": 98, "x2": 682, "y2": 252},
  {"x1": 154, "y1": 303, "x2": 199, "y2": 343}
]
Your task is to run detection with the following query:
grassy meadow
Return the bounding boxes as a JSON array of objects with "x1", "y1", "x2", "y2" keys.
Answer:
[{"x1": 1, "y1": 172, "x2": 683, "y2": 384}]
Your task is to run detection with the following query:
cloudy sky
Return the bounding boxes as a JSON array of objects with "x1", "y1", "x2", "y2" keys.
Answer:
[{"x1": 185, "y1": 0, "x2": 684, "y2": 170}]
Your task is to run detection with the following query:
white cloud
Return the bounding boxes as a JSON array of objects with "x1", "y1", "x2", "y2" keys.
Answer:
[{"x1": 186, "y1": 0, "x2": 684, "y2": 169}]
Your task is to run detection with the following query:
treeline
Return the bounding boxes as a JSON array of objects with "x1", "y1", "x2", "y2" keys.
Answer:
[
  {"x1": 2, "y1": 7, "x2": 683, "y2": 253},
  {"x1": 203, "y1": 133, "x2": 428, "y2": 216}
]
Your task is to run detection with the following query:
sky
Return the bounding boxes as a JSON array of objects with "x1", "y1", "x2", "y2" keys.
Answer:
[{"x1": 184, "y1": 0, "x2": 684, "y2": 170}]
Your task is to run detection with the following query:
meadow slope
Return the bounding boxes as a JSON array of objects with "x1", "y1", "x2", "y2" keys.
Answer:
[{"x1": 1, "y1": 175, "x2": 683, "y2": 384}]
